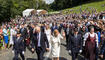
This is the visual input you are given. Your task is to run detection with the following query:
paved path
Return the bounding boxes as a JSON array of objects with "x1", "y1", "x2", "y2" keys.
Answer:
[{"x1": 0, "y1": 39, "x2": 84, "y2": 60}]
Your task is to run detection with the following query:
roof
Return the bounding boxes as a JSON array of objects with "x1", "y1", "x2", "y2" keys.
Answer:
[
  {"x1": 23, "y1": 9, "x2": 35, "y2": 13},
  {"x1": 37, "y1": 10, "x2": 44, "y2": 13}
]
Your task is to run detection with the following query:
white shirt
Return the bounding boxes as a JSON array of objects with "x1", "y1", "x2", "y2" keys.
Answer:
[
  {"x1": 10, "y1": 29, "x2": 17, "y2": 36},
  {"x1": 45, "y1": 29, "x2": 51, "y2": 42},
  {"x1": 3, "y1": 29, "x2": 8, "y2": 36},
  {"x1": 83, "y1": 32, "x2": 98, "y2": 47}
]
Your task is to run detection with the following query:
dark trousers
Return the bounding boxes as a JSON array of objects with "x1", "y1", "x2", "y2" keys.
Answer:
[
  {"x1": 24, "y1": 39, "x2": 26, "y2": 51},
  {"x1": 36, "y1": 47, "x2": 44, "y2": 60},
  {"x1": 66, "y1": 35, "x2": 69, "y2": 47},
  {"x1": 71, "y1": 51, "x2": 79, "y2": 60},
  {"x1": 14, "y1": 50, "x2": 25, "y2": 60}
]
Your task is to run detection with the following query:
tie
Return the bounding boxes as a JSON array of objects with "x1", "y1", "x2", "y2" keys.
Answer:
[
  {"x1": 37, "y1": 33, "x2": 40, "y2": 47},
  {"x1": 37, "y1": 33, "x2": 39, "y2": 40},
  {"x1": 67, "y1": 28, "x2": 69, "y2": 35}
]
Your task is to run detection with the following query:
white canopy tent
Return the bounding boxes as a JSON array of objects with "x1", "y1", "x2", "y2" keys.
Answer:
[
  {"x1": 22, "y1": 9, "x2": 35, "y2": 17},
  {"x1": 37, "y1": 9, "x2": 48, "y2": 14},
  {"x1": 37, "y1": 10, "x2": 43, "y2": 14}
]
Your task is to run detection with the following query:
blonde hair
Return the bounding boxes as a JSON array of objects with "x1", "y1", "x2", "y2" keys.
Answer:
[
  {"x1": 53, "y1": 29, "x2": 59, "y2": 37},
  {"x1": 46, "y1": 25, "x2": 50, "y2": 30}
]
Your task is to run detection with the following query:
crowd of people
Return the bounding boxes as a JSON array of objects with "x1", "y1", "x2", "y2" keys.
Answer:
[{"x1": 0, "y1": 10, "x2": 105, "y2": 60}]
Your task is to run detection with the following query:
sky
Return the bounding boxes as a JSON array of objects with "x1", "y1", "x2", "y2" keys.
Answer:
[{"x1": 43, "y1": 0, "x2": 54, "y2": 4}]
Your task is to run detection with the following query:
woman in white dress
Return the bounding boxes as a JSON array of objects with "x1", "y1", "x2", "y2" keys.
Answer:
[
  {"x1": 45, "y1": 25, "x2": 51, "y2": 49},
  {"x1": 51, "y1": 29, "x2": 65, "y2": 60},
  {"x1": 44, "y1": 25, "x2": 52, "y2": 58},
  {"x1": 10, "y1": 26, "x2": 17, "y2": 45}
]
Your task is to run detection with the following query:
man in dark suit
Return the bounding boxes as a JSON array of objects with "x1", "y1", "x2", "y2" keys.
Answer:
[
  {"x1": 67, "y1": 25, "x2": 74, "y2": 49},
  {"x1": 12, "y1": 32, "x2": 25, "y2": 60},
  {"x1": 41, "y1": 24, "x2": 45, "y2": 33},
  {"x1": 32, "y1": 26, "x2": 49, "y2": 60},
  {"x1": 20, "y1": 24, "x2": 28, "y2": 40},
  {"x1": 65, "y1": 24, "x2": 70, "y2": 48},
  {"x1": 28, "y1": 24, "x2": 34, "y2": 41},
  {"x1": 100, "y1": 41, "x2": 105, "y2": 59},
  {"x1": 68, "y1": 28, "x2": 82, "y2": 60},
  {"x1": 51, "y1": 23, "x2": 58, "y2": 33},
  {"x1": 20, "y1": 24, "x2": 28, "y2": 50}
]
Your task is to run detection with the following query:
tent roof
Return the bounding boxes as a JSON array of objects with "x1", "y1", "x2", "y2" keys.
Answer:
[
  {"x1": 23, "y1": 9, "x2": 35, "y2": 13},
  {"x1": 37, "y1": 10, "x2": 44, "y2": 13}
]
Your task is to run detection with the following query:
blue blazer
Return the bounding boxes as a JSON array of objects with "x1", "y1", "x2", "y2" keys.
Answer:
[
  {"x1": 51, "y1": 26, "x2": 58, "y2": 32},
  {"x1": 13, "y1": 36, "x2": 25, "y2": 51},
  {"x1": 69, "y1": 34, "x2": 82, "y2": 52}
]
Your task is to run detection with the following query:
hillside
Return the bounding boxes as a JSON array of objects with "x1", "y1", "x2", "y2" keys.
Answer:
[{"x1": 62, "y1": 0, "x2": 105, "y2": 14}]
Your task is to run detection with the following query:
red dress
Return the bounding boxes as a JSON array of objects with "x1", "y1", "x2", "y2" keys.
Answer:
[{"x1": 85, "y1": 34, "x2": 96, "y2": 60}]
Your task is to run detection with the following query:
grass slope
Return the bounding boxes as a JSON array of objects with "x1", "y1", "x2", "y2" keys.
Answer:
[{"x1": 62, "y1": 0, "x2": 105, "y2": 14}]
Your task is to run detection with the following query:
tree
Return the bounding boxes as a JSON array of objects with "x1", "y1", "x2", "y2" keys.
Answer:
[
  {"x1": 0, "y1": 0, "x2": 11, "y2": 22},
  {"x1": 0, "y1": 0, "x2": 48, "y2": 22}
]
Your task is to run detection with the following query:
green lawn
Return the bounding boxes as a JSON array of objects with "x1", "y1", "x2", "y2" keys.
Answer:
[{"x1": 62, "y1": 0, "x2": 105, "y2": 14}]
